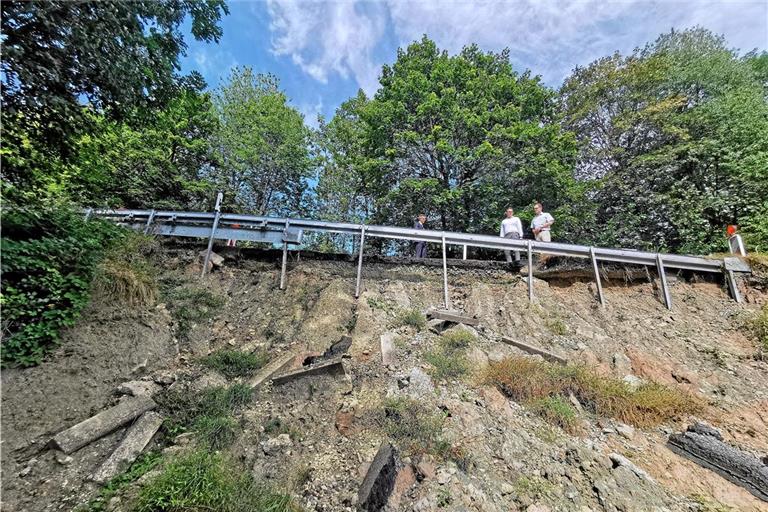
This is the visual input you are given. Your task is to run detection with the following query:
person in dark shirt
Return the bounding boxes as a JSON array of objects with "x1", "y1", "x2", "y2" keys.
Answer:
[{"x1": 413, "y1": 214, "x2": 427, "y2": 258}]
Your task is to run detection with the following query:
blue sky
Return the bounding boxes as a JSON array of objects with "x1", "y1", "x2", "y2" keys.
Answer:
[{"x1": 180, "y1": 0, "x2": 768, "y2": 126}]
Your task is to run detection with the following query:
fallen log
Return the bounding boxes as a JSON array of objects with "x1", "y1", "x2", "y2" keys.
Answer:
[
  {"x1": 667, "y1": 423, "x2": 768, "y2": 502},
  {"x1": 91, "y1": 411, "x2": 163, "y2": 483},
  {"x1": 51, "y1": 396, "x2": 156, "y2": 454},
  {"x1": 500, "y1": 337, "x2": 568, "y2": 366}
]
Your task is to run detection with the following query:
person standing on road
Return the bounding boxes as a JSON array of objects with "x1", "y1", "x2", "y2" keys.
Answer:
[
  {"x1": 531, "y1": 202, "x2": 554, "y2": 242},
  {"x1": 413, "y1": 214, "x2": 428, "y2": 258},
  {"x1": 499, "y1": 208, "x2": 523, "y2": 263}
]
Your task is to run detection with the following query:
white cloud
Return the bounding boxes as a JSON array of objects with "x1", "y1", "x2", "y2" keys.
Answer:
[
  {"x1": 267, "y1": 0, "x2": 768, "y2": 90},
  {"x1": 297, "y1": 96, "x2": 324, "y2": 128},
  {"x1": 192, "y1": 47, "x2": 239, "y2": 86},
  {"x1": 267, "y1": 0, "x2": 387, "y2": 94}
]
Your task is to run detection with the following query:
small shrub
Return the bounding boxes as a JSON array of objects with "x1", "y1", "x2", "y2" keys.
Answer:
[
  {"x1": 201, "y1": 350, "x2": 268, "y2": 379},
  {"x1": 545, "y1": 318, "x2": 568, "y2": 336},
  {"x1": 135, "y1": 449, "x2": 298, "y2": 512},
  {"x1": 397, "y1": 308, "x2": 426, "y2": 330},
  {"x1": 161, "y1": 286, "x2": 225, "y2": 340},
  {"x1": 746, "y1": 304, "x2": 768, "y2": 353},
  {"x1": 514, "y1": 475, "x2": 556, "y2": 500},
  {"x1": 440, "y1": 329, "x2": 475, "y2": 351},
  {"x1": 530, "y1": 396, "x2": 579, "y2": 433},
  {"x1": 380, "y1": 396, "x2": 445, "y2": 455},
  {"x1": 424, "y1": 349, "x2": 469, "y2": 381},
  {"x1": 366, "y1": 297, "x2": 395, "y2": 312},
  {"x1": 436, "y1": 488, "x2": 452, "y2": 507},
  {"x1": 482, "y1": 356, "x2": 702, "y2": 428}
]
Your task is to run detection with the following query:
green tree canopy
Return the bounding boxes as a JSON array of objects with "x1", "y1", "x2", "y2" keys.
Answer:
[
  {"x1": 317, "y1": 37, "x2": 579, "y2": 242},
  {"x1": 560, "y1": 28, "x2": 768, "y2": 253},
  {"x1": 212, "y1": 67, "x2": 314, "y2": 215}
]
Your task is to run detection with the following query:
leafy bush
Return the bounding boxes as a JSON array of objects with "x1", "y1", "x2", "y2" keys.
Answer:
[
  {"x1": 397, "y1": 308, "x2": 426, "y2": 330},
  {"x1": 201, "y1": 350, "x2": 268, "y2": 379},
  {"x1": 482, "y1": 356, "x2": 702, "y2": 428},
  {"x1": 1, "y1": 207, "x2": 125, "y2": 366},
  {"x1": 135, "y1": 449, "x2": 298, "y2": 512}
]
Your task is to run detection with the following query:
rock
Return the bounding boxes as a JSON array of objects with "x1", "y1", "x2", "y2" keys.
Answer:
[
  {"x1": 173, "y1": 432, "x2": 194, "y2": 445},
  {"x1": 466, "y1": 346, "x2": 489, "y2": 367},
  {"x1": 427, "y1": 318, "x2": 447, "y2": 334},
  {"x1": 188, "y1": 371, "x2": 228, "y2": 393},
  {"x1": 615, "y1": 423, "x2": 635, "y2": 440},
  {"x1": 116, "y1": 380, "x2": 161, "y2": 397},
  {"x1": 406, "y1": 367, "x2": 434, "y2": 399},
  {"x1": 416, "y1": 455, "x2": 436, "y2": 481},
  {"x1": 153, "y1": 372, "x2": 176, "y2": 386},
  {"x1": 262, "y1": 433, "x2": 293, "y2": 455},
  {"x1": 436, "y1": 467, "x2": 452, "y2": 485},
  {"x1": 500, "y1": 482, "x2": 515, "y2": 496},
  {"x1": 18, "y1": 466, "x2": 32, "y2": 477},
  {"x1": 608, "y1": 453, "x2": 653, "y2": 482},
  {"x1": 54, "y1": 452, "x2": 74, "y2": 465},
  {"x1": 612, "y1": 353, "x2": 632, "y2": 376},
  {"x1": 622, "y1": 374, "x2": 643, "y2": 389},
  {"x1": 527, "y1": 504, "x2": 552, "y2": 512},
  {"x1": 380, "y1": 333, "x2": 395, "y2": 366},
  {"x1": 358, "y1": 442, "x2": 397, "y2": 512}
]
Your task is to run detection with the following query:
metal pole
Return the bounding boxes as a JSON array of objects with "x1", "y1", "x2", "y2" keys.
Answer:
[
  {"x1": 83, "y1": 208, "x2": 93, "y2": 221},
  {"x1": 462, "y1": 244, "x2": 467, "y2": 260},
  {"x1": 589, "y1": 247, "x2": 605, "y2": 306},
  {"x1": 527, "y1": 241, "x2": 534, "y2": 302},
  {"x1": 355, "y1": 226, "x2": 366, "y2": 298},
  {"x1": 200, "y1": 192, "x2": 223, "y2": 278},
  {"x1": 656, "y1": 253, "x2": 672, "y2": 309},
  {"x1": 279, "y1": 220, "x2": 290, "y2": 290},
  {"x1": 143, "y1": 209, "x2": 156, "y2": 235},
  {"x1": 726, "y1": 270, "x2": 742, "y2": 303},
  {"x1": 442, "y1": 235, "x2": 450, "y2": 310}
]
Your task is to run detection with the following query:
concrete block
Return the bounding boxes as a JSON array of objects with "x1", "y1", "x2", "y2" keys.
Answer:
[
  {"x1": 91, "y1": 411, "x2": 163, "y2": 483},
  {"x1": 248, "y1": 352, "x2": 296, "y2": 388},
  {"x1": 500, "y1": 337, "x2": 567, "y2": 366},
  {"x1": 380, "y1": 333, "x2": 395, "y2": 366},
  {"x1": 358, "y1": 441, "x2": 397, "y2": 511},
  {"x1": 427, "y1": 309, "x2": 479, "y2": 326},
  {"x1": 271, "y1": 358, "x2": 346, "y2": 386},
  {"x1": 51, "y1": 396, "x2": 156, "y2": 454}
]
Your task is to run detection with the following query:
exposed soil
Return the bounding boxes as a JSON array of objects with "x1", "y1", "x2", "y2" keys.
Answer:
[{"x1": 2, "y1": 246, "x2": 766, "y2": 512}]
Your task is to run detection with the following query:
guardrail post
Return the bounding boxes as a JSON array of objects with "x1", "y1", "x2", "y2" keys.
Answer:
[
  {"x1": 442, "y1": 235, "x2": 450, "y2": 310},
  {"x1": 725, "y1": 270, "x2": 742, "y2": 303},
  {"x1": 143, "y1": 209, "x2": 156, "y2": 235},
  {"x1": 527, "y1": 241, "x2": 534, "y2": 302},
  {"x1": 589, "y1": 247, "x2": 605, "y2": 306},
  {"x1": 200, "y1": 192, "x2": 223, "y2": 278},
  {"x1": 354, "y1": 226, "x2": 366, "y2": 298},
  {"x1": 279, "y1": 219, "x2": 290, "y2": 290},
  {"x1": 462, "y1": 244, "x2": 467, "y2": 260},
  {"x1": 656, "y1": 253, "x2": 672, "y2": 309}
]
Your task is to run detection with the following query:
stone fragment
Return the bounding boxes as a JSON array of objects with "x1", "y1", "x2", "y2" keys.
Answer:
[
  {"x1": 262, "y1": 433, "x2": 293, "y2": 455},
  {"x1": 612, "y1": 352, "x2": 632, "y2": 376},
  {"x1": 54, "y1": 452, "x2": 74, "y2": 465},
  {"x1": 357, "y1": 441, "x2": 397, "y2": 511},
  {"x1": 608, "y1": 453, "x2": 653, "y2": 482},
  {"x1": 405, "y1": 367, "x2": 434, "y2": 399},
  {"x1": 199, "y1": 250, "x2": 224, "y2": 267},
  {"x1": 92, "y1": 411, "x2": 163, "y2": 483},
  {"x1": 427, "y1": 318, "x2": 447, "y2": 334},
  {"x1": 51, "y1": 396, "x2": 156, "y2": 454},
  {"x1": 615, "y1": 423, "x2": 635, "y2": 440},
  {"x1": 415, "y1": 455, "x2": 436, "y2": 481}
]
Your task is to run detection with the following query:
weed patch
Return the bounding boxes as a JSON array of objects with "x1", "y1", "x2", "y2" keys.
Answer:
[
  {"x1": 745, "y1": 304, "x2": 768, "y2": 354},
  {"x1": 201, "y1": 350, "x2": 268, "y2": 379},
  {"x1": 440, "y1": 329, "x2": 475, "y2": 350},
  {"x1": 93, "y1": 233, "x2": 159, "y2": 306},
  {"x1": 530, "y1": 396, "x2": 579, "y2": 433},
  {"x1": 482, "y1": 356, "x2": 702, "y2": 428},
  {"x1": 161, "y1": 285, "x2": 225, "y2": 340},
  {"x1": 424, "y1": 329, "x2": 475, "y2": 381},
  {"x1": 135, "y1": 448, "x2": 298, "y2": 512},
  {"x1": 397, "y1": 308, "x2": 426, "y2": 330},
  {"x1": 79, "y1": 450, "x2": 162, "y2": 512},
  {"x1": 545, "y1": 318, "x2": 568, "y2": 335},
  {"x1": 380, "y1": 396, "x2": 455, "y2": 459}
]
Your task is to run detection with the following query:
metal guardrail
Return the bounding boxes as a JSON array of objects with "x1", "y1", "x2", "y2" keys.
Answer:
[{"x1": 86, "y1": 207, "x2": 748, "y2": 310}]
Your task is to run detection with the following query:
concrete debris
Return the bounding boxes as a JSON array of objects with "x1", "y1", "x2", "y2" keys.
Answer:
[
  {"x1": 303, "y1": 335, "x2": 353, "y2": 366},
  {"x1": 248, "y1": 352, "x2": 296, "y2": 388},
  {"x1": 380, "y1": 333, "x2": 395, "y2": 366},
  {"x1": 271, "y1": 358, "x2": 346, "y2": 386},
  {"x1": 426, "y1": 309, "x2": 479, "y2": 326},
  {"x1": 427, "y1": 318, "x2": 448, "y2": 334},
  {"x1": 51, "y1": 396, "x2": 156, "y2": 454},
  {"x1": 500, "y1": 337, "x2": 568, "y2": 365},
  {"x1": 357, "y1": 441, "x2": 397, "y2": 511},
  {"x1": 92, "y1": 411, "x2": 163, "y2": 483}
]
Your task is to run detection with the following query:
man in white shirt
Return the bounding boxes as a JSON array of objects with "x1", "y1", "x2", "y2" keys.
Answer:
[
  {"x1": 531, "y1": 202, "x2": 554, "y2": 242},
  {"x1": 499, "y1": 208, "x2": 523, "y2": 263}
]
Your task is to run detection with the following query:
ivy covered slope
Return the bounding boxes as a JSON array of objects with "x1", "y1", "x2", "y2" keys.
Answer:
[{"x1": 1, "y1": 209, "x2": 125, "y2": 367}]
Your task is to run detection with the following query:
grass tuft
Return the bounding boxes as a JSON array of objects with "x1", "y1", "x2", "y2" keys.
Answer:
[
  {"x1": 424, "y1": 329, "x2": 475, "y2": 381},
  {"x1": 161, "y1": 285, "x2": 225, "y2": 340},
  {"x1": 135, "y1": 448, "x2": 298, "y2": 512},
  {"x1": 78, "y1": 451, "x2": 162, "y2": 512},
  {"x1": 440, "y1": 329, "x2": 475, "y2": 350},
  {"x1": 201, "y1": 350, "x2": 268, "y2": 379},
  {"x1": 194, "y1": 415, "x2": 238, "y2": 450},
  {"x1": 482, "y1": 356, "x2": 702, "y2": 428},
  {"x1": 397, "y1": 308, "x2": 427, "y2": 330},
  {"x1": 530, "y1": 396, "x2": 579, "y2": 433},
  {"x1": 380, "y1": 396, "x2": 445, "y2": 455},
  {"x1": 93, "y1": 233, "x2": 159, "y2": 306},
  {"x1": 746, "y1": 304, "x2": 768, "y2": 354}
]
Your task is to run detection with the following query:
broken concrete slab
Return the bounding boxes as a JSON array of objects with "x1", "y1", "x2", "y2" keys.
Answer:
[
  {"x1": 249, "y1": 352, "x2": 296, "y2": 388},
  {"x1": 667, "y1": 423, "x2": 768, "y2": 502},
  {"x1": 51, "y1": 396, "x2": 156, "y2": 454},
  {"x1": 500, "y1": 337, "x2": 568, "y2": 366},
  {"x1": 426, "y1": 309, "x2": 479, "y2": 326},
  {"x1": 91, "y1": 411, "x2": 163, "y2": 483},
  {"x1": 271, "y1": 358, "x2": 346, "y2": 386},
  {"x1": 303, "y1": 335, "x2": 352, "y2": 366},
  {"x1": 358, "y1": 441, "x2": 397, "y2": 511},
  {"x1": 380, "y1": 333, "x2": 395, "y2": 366},
  {"x1": 427, "y1": 318, "x2": 447, "y2": 334}
]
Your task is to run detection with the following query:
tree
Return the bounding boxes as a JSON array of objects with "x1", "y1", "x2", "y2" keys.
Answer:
[
  {"x1": 212, "y1": 67, "x2": 314, "y2": 215},
  {"x1": 560, "y1": 28, "x2": 768, "y2": 253},
  {"x1": 317, "y1": 37, "x2": 579, "y2": 244}
]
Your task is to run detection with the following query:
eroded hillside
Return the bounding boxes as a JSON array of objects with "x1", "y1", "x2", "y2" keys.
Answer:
[{"x1": 2, "y1": 247, "x2": 767, "y2": 512}]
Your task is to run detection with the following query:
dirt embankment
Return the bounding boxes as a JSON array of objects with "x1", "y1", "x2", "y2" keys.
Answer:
[{"x1": 2, "y1": 248, "x2": 766, "y2": 512}]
